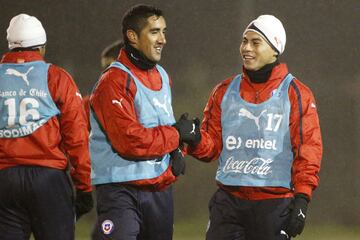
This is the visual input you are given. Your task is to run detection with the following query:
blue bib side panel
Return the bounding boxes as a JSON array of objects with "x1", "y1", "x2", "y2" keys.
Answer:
[
  {"x1": 0, "y1": 61, "x2": 60, "y2": 138},
  {"x1": 90, "y1": 62, "x2": 175, "y2": 185},
  {"x1": 217, "y1": 74, "x2": 294, "y2": 188}
]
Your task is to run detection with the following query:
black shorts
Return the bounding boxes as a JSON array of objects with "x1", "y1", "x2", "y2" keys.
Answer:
[
  {"x1": 92, "y1": 184, "x2": 173, "y2": 240},
  {"x1": 206, "y1": 188, "x2": 292, "y2": 240},
  {"x1": 0, "y1": 166, "x2": 75, "y2": 240}
]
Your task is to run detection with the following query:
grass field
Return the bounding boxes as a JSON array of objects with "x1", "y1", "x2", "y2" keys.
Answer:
[
  {"x1": 171, "y1": 222, "x2": 360, "y2": 240},
  {"x1": 73, "y1": 217, "x2": 360, "y2": 240}
]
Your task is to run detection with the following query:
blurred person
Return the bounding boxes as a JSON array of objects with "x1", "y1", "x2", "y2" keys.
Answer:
[
  {"x1": 89, "y1": 4, "x2": 200, "y2": 240},
  {"x1": 0, "y1": 14, "x2": 93, "y2": 240},
  {"x1": 188, "y1": 15, "x2": 323, "y2": 240},
  {"x1": 100, "y1": 40, "x2": 124, "y2": 70},
  {"x1": 83, "y1": 40, "x2": 124, "y2": 128}
]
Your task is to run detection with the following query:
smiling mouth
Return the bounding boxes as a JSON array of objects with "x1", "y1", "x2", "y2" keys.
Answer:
[
  {"x1": 243, "y1": 55, "x2": 254, "y2": 61},
  {"x1": 155, "y1": 46, "x2": 162, "y2": 54}
]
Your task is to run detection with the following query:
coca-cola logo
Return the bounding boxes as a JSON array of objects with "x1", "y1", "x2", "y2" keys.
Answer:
[{"x1": 223, "y1": 156, "x2": 273, "y2": 175}]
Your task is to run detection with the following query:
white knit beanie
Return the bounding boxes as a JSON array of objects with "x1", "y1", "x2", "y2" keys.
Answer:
[
  {"x1": 243, "y1": 15, "x2": 286, "y2": 55},
  {"x1": 6, "y1": 13, "x2": 47, "y2": 50}
]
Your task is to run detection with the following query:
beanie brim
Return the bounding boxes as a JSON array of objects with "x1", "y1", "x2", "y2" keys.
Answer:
[
  {"x1": 245, "y1": 24, "x2": 280, "y2": 54},
  {"x1": 8, "y1": 36, "x2": 46, "y2": 50}
]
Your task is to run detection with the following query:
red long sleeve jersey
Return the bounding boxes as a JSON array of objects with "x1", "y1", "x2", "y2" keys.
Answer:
[
  {"x1": 0, "y1": 51, "x2": 92, "y2": 192},
  {"x1": 189, "y1": 63, "x2": 323, "y2": 200},
  {"x1": 90, "y1": 49, "x2": 180, "y2": 190}
]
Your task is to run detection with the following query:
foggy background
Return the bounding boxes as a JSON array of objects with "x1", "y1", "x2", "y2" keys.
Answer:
[{"x1": 1, "y1": 0, "x2": 360, "y2": 237}]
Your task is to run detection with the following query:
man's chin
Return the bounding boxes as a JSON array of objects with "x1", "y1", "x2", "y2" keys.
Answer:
[
  {"x1": 243, "y1": 63, "x2": 261, "y2": 71},
  {"x1": 151, "y1": 56, "x2": 161, "y2": 63}
]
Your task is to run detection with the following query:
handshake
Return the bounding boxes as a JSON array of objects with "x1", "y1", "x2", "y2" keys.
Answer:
[
  {"x1": 169, "y1": 113, "x2": 201, "y2": 177},
  {"x1": 173, "y1": 113, "x2": 201, "y2": 147}
]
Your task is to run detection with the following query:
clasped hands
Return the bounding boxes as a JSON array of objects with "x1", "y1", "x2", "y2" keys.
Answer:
[
  {"x1": 173, "y1": 112, "x2": 201, "y2": 147},
  {"x1": 169, "y1": 113, "x2": 201, "y2": 176}
]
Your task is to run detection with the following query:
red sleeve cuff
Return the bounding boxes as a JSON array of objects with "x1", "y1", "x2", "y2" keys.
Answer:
[{"x1": 294, "y1": 184, "x2": 313, "y2": 200}]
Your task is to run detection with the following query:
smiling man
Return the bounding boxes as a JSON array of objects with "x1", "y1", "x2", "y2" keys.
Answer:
[
  {"x1": 188, "y1": 15, "x2": 323, "y2": 239},
  {"x1": 89, "y1": 4, "x2": 199, "y2": 240}
]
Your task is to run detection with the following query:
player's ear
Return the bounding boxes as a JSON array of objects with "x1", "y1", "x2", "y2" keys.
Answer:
[{"x1": 126, "y1": 30, "x2": 138, "y2": 44}]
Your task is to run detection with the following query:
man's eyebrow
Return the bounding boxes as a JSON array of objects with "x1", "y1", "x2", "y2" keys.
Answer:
[
  {"x1": 150, "y1": 27, "x2": 166, "y2": 32},
  {"x1": 251, "y1": 37, "x2": 263, "y2": 41},
  {"x1": 243, "y1": 35, "x2": 263, "y2": 42}
]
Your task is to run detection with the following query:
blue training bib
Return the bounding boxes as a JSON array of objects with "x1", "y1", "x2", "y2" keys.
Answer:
[
  {"x1": 216, "y1": 74, "x2": 294, "y2": 188},
  {"x1": 0, "y1": 61, "x2": 59, "y2": 138},
  {"x1": 90, "y1": 62, "x2": 175, "y2": 185}
]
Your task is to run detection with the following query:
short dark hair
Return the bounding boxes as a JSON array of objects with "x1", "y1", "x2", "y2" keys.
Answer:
[
  {"x1": 122, "y1": 4, "x2": 163, "y2": 44},
  {"x1": 11, "y1": 44, "x2": 45, "y2": 52},
  {"x1": 101, "y1": 40, "x2": 124, "y2": 59}
]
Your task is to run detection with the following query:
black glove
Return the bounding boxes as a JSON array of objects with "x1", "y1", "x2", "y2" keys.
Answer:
[
  {"x1": 173, "y1": 113, "x2": 201, "y2": 146},
  {"x1": 170, "y1": 148, "x2": 185, "y2": 176},
  {"x1": 283, "y1": 194, "x2": 309, "y2": 237},
  {"x1": 75, "y1": 190, "x2": 94, "y2": 220}
]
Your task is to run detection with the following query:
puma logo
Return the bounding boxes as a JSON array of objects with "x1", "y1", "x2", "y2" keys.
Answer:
[
  {"x1": 153, "y1": 95, "x2": 170, "y2": 116},
  {"x1": 238, "y1": 108, "x2": 267, "y2": 130},
  {"x1": 112, "y1": 98, "x2": 124, "y2": 108},
  {"x1": 177, "y1": 148, "x2": 184, "y2": 157},
  {"x1": 298, "y1": 209, "x2": 306, "y2": 219},
  {"x1": 76, "y1": 92, "x2": 82, "y2": 99},
  {"x1": 190, "y1": 123, "x2": 196, "y2": 135},
  {"x1": 5, "y1": 66, "x2": 34, "y2": 86},
  {"x1": 280, "y1": 230, "x2": 289, "y2": 239},
  {"x1": 147, "y1": 157, "x2": 162, "y2": 165}
]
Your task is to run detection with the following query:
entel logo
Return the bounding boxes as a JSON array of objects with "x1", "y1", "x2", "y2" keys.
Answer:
[{"x1": 225, "y1": 136, "x2": 277, "y2": 151}]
